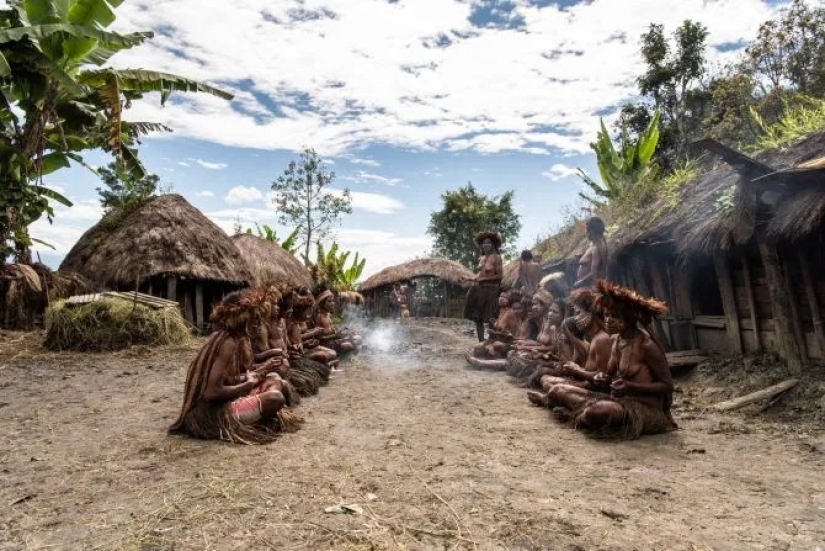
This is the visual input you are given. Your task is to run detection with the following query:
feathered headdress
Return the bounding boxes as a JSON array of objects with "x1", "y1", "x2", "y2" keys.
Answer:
[
  {"x1": 594, "y1": 279, "x2": 668, "y2": 325},
  {"x1": 569, "y1": 287, "x2": 598, "y2": 314},
  {"x1": 210, "y1": 290, "x2": 268, "y2": 333},
  {"x1": 533, "y1": 288, "x2": 554, "y2": 307},
  {"x1": 474, "y1": 230, "x2": 503, "y2": 249},
  {"x1": 316, "y1": 289, "x2": 334, "y2": 305}
]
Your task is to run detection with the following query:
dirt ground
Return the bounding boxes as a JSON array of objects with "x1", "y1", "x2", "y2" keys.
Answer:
[{"x1": 1, "y1": 319, "x2": 824, "y2": 551}]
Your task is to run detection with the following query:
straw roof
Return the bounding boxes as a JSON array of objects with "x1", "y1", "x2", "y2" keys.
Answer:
[
  {"x1": 501, "y1": 259, "x2": 519, "y2": 289},
  {"x1": 60, "y1": 194, "x2": 251, "y2": 287},
  {"x1": 611, "y1": 131, "x2": 825, "y2": 258},
  {"x1": 359, "y1": 258, "x2": 474, "y2": 292},
  {"x1": 231, "y1": 234, "x2": 312, "y2": 288}
]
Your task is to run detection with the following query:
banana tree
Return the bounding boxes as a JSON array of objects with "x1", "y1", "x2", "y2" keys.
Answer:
[
  {"x1": 577, "y1": 110, "x2": 661, "y2": 206},
  {"x1": 308, "y1": 241, "x2": 366, "y2": 291},
  {"x1": 245, "y1": 224, "x2": 301, "y2": 255},
  {"x1": 1, "y1": 0, "x2": 233, "y2": 261}
]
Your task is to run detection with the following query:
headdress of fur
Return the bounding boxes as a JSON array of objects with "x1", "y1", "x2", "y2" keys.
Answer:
[
  {"x1": 533, "y1": 288, "x2": 554, "y2": 307},
  {"x1": 569, "y1": 287, "x2": 598, "y2": 314},
  {"x1": 291, "y1": 288, "x2": 316, "y2": 312},
  {"x1": 316, "y1": 289, "x2": 334, "y2": 305},
  {"x1": 474, "y1": 230, "x2": 503, "y2": 250},
  {"x1": 594, "y1": 279, "x2": 668, "y2": 325},
  {"x1": 261, "y1": 283, "x2": 283, "y2": 306},
  {"x1": 210, "y1": 290, "x2": 267, "y2": 333}
]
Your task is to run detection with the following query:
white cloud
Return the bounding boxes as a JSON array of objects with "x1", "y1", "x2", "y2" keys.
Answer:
[
  {"x1": 178, "y1": 161, "x2": 190, "y2": 167},
  {"x1": 194, "y1": 159, "x2": 228, "y2": 170},
  {"x1": 29, "y1": 200, "x2": 104, "y2": 256},
  {"x1": 108, "y1": 0, "x2": 783, "y2": 156},
  {"x1": 196, "y1": 190, "x2": 215, "y2": 197},
  {"x1": 328, "y1": 189, "x2": 405, "y2": 215},
  {"x1": 349, "y1": 157, "x2": 380, "y2": 167},
  {"x1": 341, "y1": 170, "x2": 403, "y2": 186},
  {"x1": 225, "y1": 185, "x2": 264, "y2": 204},
  {"x1": 542, "y1": 163, "x2": 580, "y2": 181}
]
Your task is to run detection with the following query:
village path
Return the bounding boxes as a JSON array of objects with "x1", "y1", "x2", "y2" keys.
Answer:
[{"x1": 1, "y1": 319, "x2": 824, "y2": 550}]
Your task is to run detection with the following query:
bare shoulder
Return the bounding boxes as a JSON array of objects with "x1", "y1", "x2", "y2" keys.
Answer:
[{"x1": 592, "y1": 331, "x2": 612, "y2": 347}]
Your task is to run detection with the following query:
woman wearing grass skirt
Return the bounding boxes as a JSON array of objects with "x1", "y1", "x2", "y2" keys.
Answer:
[{"x1": 464, "y1": 231, "x2": 504, "y2": 342}]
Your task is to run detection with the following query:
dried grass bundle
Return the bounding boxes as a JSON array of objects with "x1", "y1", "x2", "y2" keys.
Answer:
[{"x1": 44, "y1": 299, "x2": 191, "y2": 352}]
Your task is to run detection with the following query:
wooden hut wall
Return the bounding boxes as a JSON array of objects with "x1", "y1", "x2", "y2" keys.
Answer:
[
  {"x1": 364, "y1": 277, "x2": 467, "y2": 319},
  {"x1": 134, "y1": 275, "x2": 245, "y2": 333}
]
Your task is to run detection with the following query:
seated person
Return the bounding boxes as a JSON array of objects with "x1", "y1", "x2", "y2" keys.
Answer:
[
  {"x1": 544, "y1": 280, "x2": 677, "y2": 439},
  {"x1": 527, "y1": 287, "x2": 611, "y2": 405},
  {"x1": 169, "y1": 291, "x2": 301, "y2": 444},
  {"x1": 249, "y1": 285, "x2": 300, "y2": 405},
  {"x1": 287, "y1": 287, "x2": 338, "y2": 366},
  {"x1": 314, "y1": 288, "x2": 362, "y2": 353},
  {"x1": 468, "y1": 291, "x2": 524, "y2": 360}
]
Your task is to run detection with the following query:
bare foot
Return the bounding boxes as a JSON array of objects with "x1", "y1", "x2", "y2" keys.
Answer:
[
  {"x1": 527, "y1": 391, "x2": 549, "y2": 408},
  {"x1": 552, "y1": 407, "x2": 571, "y2": 422}
]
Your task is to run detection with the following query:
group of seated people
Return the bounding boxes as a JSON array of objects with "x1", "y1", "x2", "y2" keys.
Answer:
[
  {"x1": 169, "y1": 282, "x2": 362, "y2": 444},
  {"x1": 466, "y1": 279, "x2": 677, "y2": 440}
]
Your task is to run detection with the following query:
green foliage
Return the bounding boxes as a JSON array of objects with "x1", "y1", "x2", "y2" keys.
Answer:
[
  {"x1": 714, "y1": 185, "x2": 736, "y2": 216},
  {"x1": 242, "y1": 223, "x2": 301, "y2": 255},
  {"x1": 577, "y1": 111, "x2": 661, "y2": 207},
  {"x1": 744, "y1": 0, "x2": 825, "y2": 97},
  {"x1": 748, "y1": 96, "x2": 825, "y2": 152},
  {"x1": 0, "y1": 0, "x2": 232, "y2": 262},
  {"x1": 309, "y1": 241, "x2": 366, "y2": 291},
  {"x1": 427, "y1": 182, "x2": 522, "y2": 270},
  {"x1": 270, "y1": 148, "x2": 352, "y2": 264},
  {"x1": 96, "y1": 160, "x2": 159, "y2": 214}
]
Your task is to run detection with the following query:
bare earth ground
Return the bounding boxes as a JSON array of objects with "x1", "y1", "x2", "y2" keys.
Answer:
[{"x1": 1, "y1": 319, "x2": 824, "y2": 551}]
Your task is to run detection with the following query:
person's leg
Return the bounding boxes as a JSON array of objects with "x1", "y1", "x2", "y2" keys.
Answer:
[
  {"x1": 258, "y1": 390, "x2": 286, "y2": 418},
  {"x1": 577, "y1": 400, "x2": 624, "y2": 429},
  {"x1": 475, "y1": 321, "x2": 484, "y2": 342}
]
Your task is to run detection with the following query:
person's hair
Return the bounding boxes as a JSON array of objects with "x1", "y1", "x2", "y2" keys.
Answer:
[
  {"x1": 520, "y1": 250, "x2": 533, "y2": 261},
  {"x1": 586, "y1": 216, "x2": 606, "y2": 237}
]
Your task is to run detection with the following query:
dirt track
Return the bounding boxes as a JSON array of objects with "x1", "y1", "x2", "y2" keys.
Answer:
[{"x1": 1, "y1": 319, "x2": 824, "y2": 551}]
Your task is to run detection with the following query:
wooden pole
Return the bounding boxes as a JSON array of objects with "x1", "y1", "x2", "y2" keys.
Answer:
[
  {"x1": 712, "y1": 379, "x2": 799, "y2": 412},
  {"x1": 740, "y1": 255, "x2": 762, "y2": 353},
  {"x1": 195, "y1": 283, "x2": 204, "y2": 332},
  {"x1": 757, "y1": 240, "x2": 803, "y2": 373},
  {"x1": 797, "y1": 251, "x2": 825, "y2": 361},
  {"x1": 713, "y1": 252, "x2": 743, "y2": 355},
  {"x1": 781, "y1": 255, "x2": 807, "y2": 360},
  {"x1": 167, "y1": 276, "x2": 177, "y2": 302}
]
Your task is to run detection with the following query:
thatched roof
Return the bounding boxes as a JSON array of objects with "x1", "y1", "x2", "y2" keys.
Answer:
[
  {"x1": 60, "y1": 194, "x2": 251, "y2": 287},
  {"x1": 502, "y1": 260, "x2": 519, "y2": 289},
  {"x1": 359, "y1": 258, "x2": 474, "y2": 292},
  {"x1": 611, "y1": 131, "x2": 825, "y2": 258},
  {"x1": 231, "y1": 234, "x2": 312, "y2": 288},
  {"x1": 533, "y1": 219, "x2": 590, "y2": 263}
]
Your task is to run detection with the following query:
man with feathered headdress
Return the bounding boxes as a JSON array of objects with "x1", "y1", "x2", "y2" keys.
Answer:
[
  {"x1": 169, "y1": 290, "x2": 301, "y2": 444},
  {"x1": 545, "y1": 280, "x2": 677, "y2": 439}
]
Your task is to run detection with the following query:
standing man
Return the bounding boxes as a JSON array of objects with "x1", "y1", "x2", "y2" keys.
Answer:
[
  {"x1": 515, "y1": 250, "x2": 541, "y2": 298},
  {"x1": 574, "y1": 217, "x2": 608, "y2": 288}
]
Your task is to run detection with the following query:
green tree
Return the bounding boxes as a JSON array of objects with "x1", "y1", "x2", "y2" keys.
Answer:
[
  {"x1": 618, "y1": 21, "x2": 710, "y2": 169},
  {"x1": 308, "y1": 241, "x2": 365, "y2": 291},
  {"x1": 744, "y1": 0, "x2": 825, "y2": 97},
  {"x1": 96, "y1": 161, "x2": 160, "y2": 213},
  {"x1": 0, "y1": 0, "x2": 232, "y2": 262},
  {"x1": 427, "y1": 183, "x2": 521, "y2": 270},
  {"x1": 270, "y1": 148, "x2": 352, "y2": 264},
  {"x1": 577, "y1": 111, "x2": 661, "y2": 207}
]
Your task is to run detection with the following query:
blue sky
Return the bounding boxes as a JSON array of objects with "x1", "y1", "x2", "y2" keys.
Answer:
[{"x1": 26, "y1": 0, "x2": 791, "y2": 277}]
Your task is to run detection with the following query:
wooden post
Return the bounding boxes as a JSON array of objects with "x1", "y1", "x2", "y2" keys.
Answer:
[
  {"x1": 798, "y1": 251, "x2": 825, "y2": 361},
  {"x1": 757, "y1": 240, "x2": 803, "y2": 373},
  {"x1": 184, "y1": 287, "x2": 194, "y2": 326},
  {"x1": 167, "y1": 276, "x2": 177, "y2": 302},
  {"x1": 741, "y1": 255, "x2": 762, "y2": 353},
  {"x1": 195, "y1": 283, "x2": 204, "y2": 332},
  {"x1": 713, "y1": 252, "x2": 743, "y2": 355},
  {"x1": 781, "y1": 256, "x2": 807, "y2": 360}
]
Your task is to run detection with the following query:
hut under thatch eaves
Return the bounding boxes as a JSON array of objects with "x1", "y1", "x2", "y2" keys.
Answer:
[
  {"x1": 231, "y1": 234, "x2": 313, "y2": 289},
  {"x1": 60, "y1": 194, "x2": 251, "y2": 332},
  {"x1": 607, "y1": 131, "x2": 825, "y2": 371},
  {"x1": 359, "y1": 258, "x2": 474, "y2": 318}
]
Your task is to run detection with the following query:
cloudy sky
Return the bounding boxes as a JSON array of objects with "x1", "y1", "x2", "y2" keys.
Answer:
[{"x1": 28, "y1": 0, "x2": 790, "y2": 277}]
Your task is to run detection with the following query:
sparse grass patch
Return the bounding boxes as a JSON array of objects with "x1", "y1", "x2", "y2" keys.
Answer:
[{"x1": 748, "y1": 96, "x2": 825, "y2": 153}]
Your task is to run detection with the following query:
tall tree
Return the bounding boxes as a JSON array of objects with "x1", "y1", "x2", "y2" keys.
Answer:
[
  {"x1": 96, "y1": 161, "x2": 160, "y2": 213},
  {"x1": 744, "y1": 0, "x2": 825, "y2": 97},
  {"x1": 619, "y1": 20, "x2": 710, "y2": 169},
  {"x1": 270, "y1": 148, "x2": 352, "y2": 264},
  {"x1": 0, "y1": 0, "x2": 232, "y2": 262},
  {"x1": 427, "y1": 183, "x2": 521, "y2": 270}
]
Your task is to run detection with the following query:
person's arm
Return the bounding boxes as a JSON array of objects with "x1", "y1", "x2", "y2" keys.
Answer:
[{"x1": 202, "y1": 338, "x2": 258, "y2": 402}]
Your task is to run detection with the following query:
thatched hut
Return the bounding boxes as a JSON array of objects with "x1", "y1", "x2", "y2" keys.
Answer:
[
  {"x1": 608, "y1": 131, "x2": 825, "y2": 370},
  {"x1": 231, "y1": 234, "x2": 312, "y2": 289},
  {"x1": 60, "y1": 194, "x2": 251, "y2": 332},
  {"x1": 359, "y1": 258, "x2": 474, "y2": 318}
]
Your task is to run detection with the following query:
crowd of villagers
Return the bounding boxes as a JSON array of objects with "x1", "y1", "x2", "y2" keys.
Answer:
[
  {"x1": 169, "y1": 283, "x2": 363, "y2": 444},
  {"x1": 464, "y1": 220, "x2": 677, "y2": 440}
]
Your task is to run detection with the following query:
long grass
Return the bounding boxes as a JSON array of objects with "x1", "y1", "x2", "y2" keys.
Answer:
[{"x1": 748, "y1": 97, "x2": 825, "y2": 153}]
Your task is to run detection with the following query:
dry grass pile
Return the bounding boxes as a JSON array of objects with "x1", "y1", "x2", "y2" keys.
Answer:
[{"x1": 44, "y1": 299, "x2": 191, "y2": 352}]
